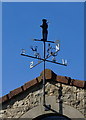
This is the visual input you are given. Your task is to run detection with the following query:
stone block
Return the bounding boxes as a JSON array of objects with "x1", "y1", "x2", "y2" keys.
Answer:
[
  {"x1": 18, "y1": 101, "x2": 24, "y2": 107},
  {"x1": 0, "y1": 110, "x2": 6, "y2": 114}
]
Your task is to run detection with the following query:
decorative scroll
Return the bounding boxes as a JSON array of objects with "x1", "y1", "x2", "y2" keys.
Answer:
[
  {"x1": 30, "y1": 46, "x2": 41, "y2": 58},
  {"x1": 21, "y1": 49, "x2": 26, "y2": 54}
]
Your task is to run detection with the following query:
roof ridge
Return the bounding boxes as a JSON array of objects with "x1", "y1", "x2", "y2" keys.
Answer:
[{"x1": 0, "y1": 69, "x2": 85, "y2": 104}]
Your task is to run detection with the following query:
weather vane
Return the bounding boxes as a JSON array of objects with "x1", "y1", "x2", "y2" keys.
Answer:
[{"x1": 21, "y1": 19, "x2": 67, "y2": 110}]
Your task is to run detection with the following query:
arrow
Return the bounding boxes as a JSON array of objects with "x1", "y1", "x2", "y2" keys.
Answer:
[
  {"x1": 29, "y1": 51, "x2": 59, "y2": 69},
  {"x1": 21, "y1": 53, "x2": 67, "y2": 67}
]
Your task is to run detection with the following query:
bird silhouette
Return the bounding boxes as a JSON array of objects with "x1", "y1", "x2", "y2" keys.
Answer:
[{"x1": 30, "y1": 46, "x2": 37, "y2": 52}]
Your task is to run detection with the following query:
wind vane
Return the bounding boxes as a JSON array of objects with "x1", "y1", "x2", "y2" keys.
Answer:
[{"x1": 21, "y1": 19, "x2": 67, "y2": 110}]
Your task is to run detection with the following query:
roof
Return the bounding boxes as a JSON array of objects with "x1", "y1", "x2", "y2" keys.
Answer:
[{"x1": 0, "y1": 69, "x2": 85, "y2": 104}]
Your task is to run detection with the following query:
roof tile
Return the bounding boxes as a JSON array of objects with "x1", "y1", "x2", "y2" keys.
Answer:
[
  {"x1": 56, "y1": 76, "x2": 68, "y2": 84},
  {"x1": 0, "y1": 95, "x2": 8, "y2": 103},
  {"x1": 23, "y1": 78, "x2": 38, "y2": 91},
  {"x1": 8, "y1": 87, "x2": 23, "y2": 99},
  {"x1": 40, "y1": 69, "x2": 56, "y2": 80},
  {"x1": 73, "y1": 79, "x2": 84, "y2": 88}
]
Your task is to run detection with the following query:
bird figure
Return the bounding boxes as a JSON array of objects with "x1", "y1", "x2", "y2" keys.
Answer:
[
  {"x1": 46, "y1": 43, "x2": 52, "y2": 57},
  {"x1": 30, "y1": 46, "x2": 37, "y2": 52},
  {"x1": 30, "y1": 46, "x2": 41, "y2": 58}
]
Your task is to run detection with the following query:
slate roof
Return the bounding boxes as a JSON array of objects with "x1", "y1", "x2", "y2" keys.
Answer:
[{"x1": 0, "y1": 69, "x2": 85, "y2": 104}]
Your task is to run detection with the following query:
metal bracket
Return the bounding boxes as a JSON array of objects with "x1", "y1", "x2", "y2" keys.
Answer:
[{"x1": 44, "y1": 104, "x2": 51, "y2": 111}]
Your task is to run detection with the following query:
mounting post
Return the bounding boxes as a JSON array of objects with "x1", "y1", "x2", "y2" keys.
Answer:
[{"x1": 43, "y1": 40, "x2": 46, "y2": 106}]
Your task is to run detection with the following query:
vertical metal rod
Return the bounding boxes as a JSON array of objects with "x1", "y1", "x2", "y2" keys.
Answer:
[{"x1": 43, "y1": 41, "x2": 46, "y2": 106}]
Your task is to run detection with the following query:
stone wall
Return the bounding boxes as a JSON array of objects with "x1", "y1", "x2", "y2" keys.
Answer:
[{"x1": 0, "y1": 82, "x2": 85, "y2": 118}]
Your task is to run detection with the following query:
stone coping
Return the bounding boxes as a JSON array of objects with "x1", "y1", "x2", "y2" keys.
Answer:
[{"x1": 0, "y1": 69, "x2": 85, "y2": 104}]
